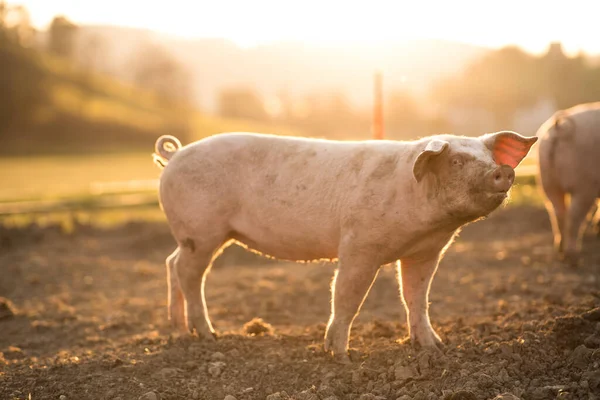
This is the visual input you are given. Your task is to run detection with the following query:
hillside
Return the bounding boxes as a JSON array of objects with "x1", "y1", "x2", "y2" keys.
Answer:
[
  {"x1": 0, "y1": 39, "x2": 303, "y2": 155},
  {"x1": 37, "y1": 26, "x2": 491, "y2": 111}
]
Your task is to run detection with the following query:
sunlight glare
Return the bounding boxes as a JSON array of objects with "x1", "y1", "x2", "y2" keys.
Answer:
[{"x1": 14, "y1": 0, "x2": 600, "y2": 54}]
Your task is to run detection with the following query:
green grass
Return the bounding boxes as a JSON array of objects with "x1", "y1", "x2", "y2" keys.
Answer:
[
  {"x1": 0, "y1": 152, "x2": 160, "y2": 202},
  {"x1": 0, "y1": 206, "x2": 166, "y2": 230},
  {"x1": 508, "y1": 183, "x2": 545, "y2": 207}
]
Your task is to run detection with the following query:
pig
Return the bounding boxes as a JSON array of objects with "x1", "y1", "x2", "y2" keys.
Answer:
[
  {"x1": 153, "y1": 130, "x2": 537, "y2": 362},
  {"x1": 536, "y1": 102, "x2": 600, "y2": 267}
]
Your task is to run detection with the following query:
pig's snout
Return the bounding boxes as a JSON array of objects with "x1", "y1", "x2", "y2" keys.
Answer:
[{"x1": 488, "y1": 165, "x2": 515, "y2": 192}]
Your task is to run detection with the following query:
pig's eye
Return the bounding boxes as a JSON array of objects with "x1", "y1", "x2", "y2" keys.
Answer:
[{"x1": 451, "y1": 156, "x2": 464, "y2": 168}]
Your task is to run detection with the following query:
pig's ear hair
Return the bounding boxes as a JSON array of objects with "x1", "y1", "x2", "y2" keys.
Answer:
[
  {"x1": 483, "y1": 131, "x2": 538, "y2": 169},
  {"x1": 413, "y1": 139, "x2": 449, "y2": 182}
]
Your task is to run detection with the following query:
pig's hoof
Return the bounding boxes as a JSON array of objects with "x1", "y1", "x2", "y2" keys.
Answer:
[
  {"x1": 407, "y1": 334, "x2": 444, "y2": 353},
  {"x1": 187, "y1": 324, "x2": 217, "y2": 341},
  {"x1": 323, "y1": 331, "x2": 337, "y2": 354},
  {"x1": 331, "y1": 352, "x2": 351, "y2": 365},
  {"x1": 428, "y1": 343, "x2": 445, "y2": 355},
  {"x1": 195, "y1": 330, "x2": 217, "y2": 341},
  {"x1": 324, "y1": 336, "x2": 351, "y2": 363},
  {"x1": 413, "y1": 342, "x2": 444, "y2": 356}
]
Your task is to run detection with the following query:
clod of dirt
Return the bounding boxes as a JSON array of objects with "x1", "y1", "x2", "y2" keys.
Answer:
[
  {"x1": 242, "y1": 317, "x2": 274, "y2": 336},
  {"x1": 208, "y1": 361, "x2": 226, "y2": 377},
  {"x1": 295, "y1": 388, "x2": 319, "y2": 400},
  {"x1": 582, "y1": 307, "x2": 600, "y2": 322},
  {"x1": 358, "y1": 394, "x2": 386, "y2": 400},
  {"x1": 139, "y1": 392, "x2": 159, "y2": 400},
  {"x1": 491, "y1": 394, "x2": 521, "y2": 400},
  {"x1": 443, "y1": 390, "x2": 478, "y2": 400},
  {"x1": 223, "y1": 395, "x2": 237, "y2": 400},
  {"x1": 266, "y1": 393, "x2": 289, "y2": 400},
  {"x1": 552, "y1": 314, "x2": 595, "y2": 349},
  {"x1": 316, "y1": 383, "x2": 335, "y2": 398},
  {"x1": 569, "y1": 345, "x2": 593, "y2": 370},
  {"x1": 227, "y1": 348, "x2": 241, "y2": 357},
  {"x1": 2, "y1": 346, "x2": 25, "y2": 360},
  {"x1": 394, "y1": 365, "x2": 417, "y2": 381},
  {"x1": 526, "y1": 386, "x2": 555, "y2": 400},
  {"x1": 211, "y1": 351, "x2": 226, "y2": 361},
  {"x1": 584, "y1": 333, "x2": 600, "y2": 348},
  {"x1": 152, "y1": 367, "x2": 182, "y2": 379},
  {"x1": 0, "y1": 297, "x2": 16, "y2": 320},
  {"x1": 582, "y1": 370, "x2": 600, "y2": 391}
]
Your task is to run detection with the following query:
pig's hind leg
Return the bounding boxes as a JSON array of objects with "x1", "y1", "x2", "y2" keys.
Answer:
[
  {"x1": 165, "y1": 248, "x2": 186, "y2": 330},
  {"x1": 398, "y1": 257, "x2": 443, "y2": 350},
  {"x1": 175, "y1": 236, "x2": 227, "y2": 340},
  {"x1": 539, "y1": 175, "x2": 567, "y2": 255},
  {"x1": 564, "y1": 191, "x2": 596, "y2": 267}
]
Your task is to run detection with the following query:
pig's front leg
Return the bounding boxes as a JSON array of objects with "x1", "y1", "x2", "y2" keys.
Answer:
[
  {"x1": 324, "y1": 251, "x2": 381, "y2": 362},
  {"x1": 398, "y1": 256, "x2": 442, "y2": 349}
]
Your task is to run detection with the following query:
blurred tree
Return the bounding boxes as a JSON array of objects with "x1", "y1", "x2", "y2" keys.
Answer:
[
  {"x1": 80, "y1": 34, "x2": 108, "y2": 72},
  {"x1": 432, "y1": 46, "x2": 539, "y2": 127},
  {"x1": 0, "y1": 2, "x2": 34, "y2": 46},
  {"x1": 218, "y1": 87, "x2": 268, "y2": 121},
  {"x1": 0, "y1": 2, "x2": 46, "y2": 136},
  {"x1": 48, "y1": 16, "x2": 78, "y2": 59},
  {"x1": 130, "y1": 43, "x2": 192, "y2": 105},
  {"x1": 539, "y1": 43, "x2": 592, "y2": 109},
  {"x1": 432, "y1": 42, "x2": 600, "y2": 130}
]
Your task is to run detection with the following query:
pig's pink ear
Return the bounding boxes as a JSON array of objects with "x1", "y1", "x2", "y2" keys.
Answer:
[
  {"x1": 413, "y1": 139, "x2": 449, "y2": 182},
  {"x1": 484, "y1": 131, "x2": 538, "y2": 169}
]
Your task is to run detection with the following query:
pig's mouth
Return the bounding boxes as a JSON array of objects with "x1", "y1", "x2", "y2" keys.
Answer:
[
  {"x1": 482, "y1": 187, "x2": 510, "y2": 205},
  {"x1": 489, "y1": 189, "x2": 511, "y2": 204}
]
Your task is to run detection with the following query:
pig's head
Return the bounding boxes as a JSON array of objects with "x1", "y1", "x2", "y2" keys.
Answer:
[{"x1": 413, "y1": 131, "x2": 538, "y2": 222}]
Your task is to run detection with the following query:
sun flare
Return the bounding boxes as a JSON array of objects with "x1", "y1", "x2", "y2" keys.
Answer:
[{"x1": 14, "y1": 0, "x2": 600, "y2": 55}]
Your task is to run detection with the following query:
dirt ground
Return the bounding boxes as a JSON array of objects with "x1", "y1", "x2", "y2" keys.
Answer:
[{"x1": 1, "y1": 204, "x2": 600, "y2": 400}]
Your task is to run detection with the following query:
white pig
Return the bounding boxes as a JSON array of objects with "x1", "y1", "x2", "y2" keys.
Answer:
[
  {"x1": 153, "y1": 131, "x2": 537, "y2": 362},
  {"x1": 536, "y1": 102, "x2": 600, "y2": 266}
]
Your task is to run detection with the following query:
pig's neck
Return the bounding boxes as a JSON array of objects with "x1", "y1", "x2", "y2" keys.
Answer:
[{"x1": 411, "y1": 175, "x2": 480, "y2": 231}]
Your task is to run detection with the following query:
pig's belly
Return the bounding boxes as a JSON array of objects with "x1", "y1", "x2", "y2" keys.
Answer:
[{"x1": 229, "y1": 215, "x2": 340, "y2": 262}]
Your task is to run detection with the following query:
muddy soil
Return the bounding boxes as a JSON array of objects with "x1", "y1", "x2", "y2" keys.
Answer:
[{"x1": 1, "y1": 204, "x2": 600, "y2": 400}]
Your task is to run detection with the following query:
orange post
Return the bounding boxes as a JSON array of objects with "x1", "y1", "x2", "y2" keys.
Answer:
[{"x1": 372, "y1": 71, "x2": 384, "y2": 140}]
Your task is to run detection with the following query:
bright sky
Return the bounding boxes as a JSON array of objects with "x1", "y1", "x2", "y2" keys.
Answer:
[{"x1": 14, "y1": 0, "x2": 600, "y2": 55}]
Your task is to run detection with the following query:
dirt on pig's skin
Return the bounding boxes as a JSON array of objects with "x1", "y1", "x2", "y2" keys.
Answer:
[{"x1": 1, "y1": 205, "x2": 600, "y2": 400}]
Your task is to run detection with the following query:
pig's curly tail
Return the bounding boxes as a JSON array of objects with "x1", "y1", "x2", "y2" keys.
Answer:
[{"x1": 153, "y1": 135, "x2": 182, "y2": 169}]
